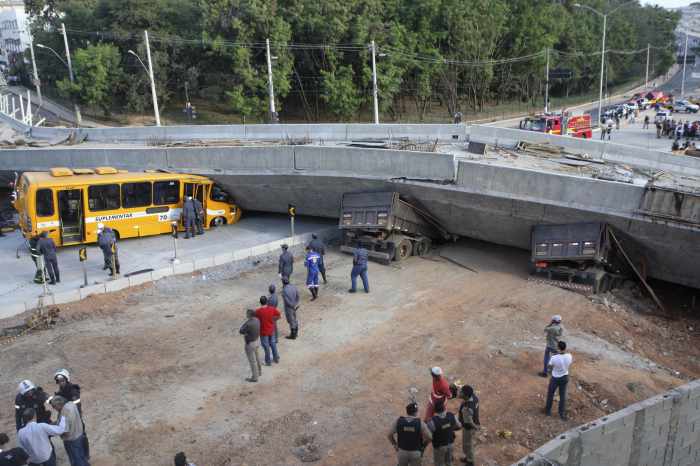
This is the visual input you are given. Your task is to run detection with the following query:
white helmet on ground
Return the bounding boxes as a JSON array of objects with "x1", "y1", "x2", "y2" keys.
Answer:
[
  {"x1": 18, "y1": 380, "x2": 36, "y2": 395},
  {"x1": 54, "y1": 368, "x2": 70, "y2": 382}
]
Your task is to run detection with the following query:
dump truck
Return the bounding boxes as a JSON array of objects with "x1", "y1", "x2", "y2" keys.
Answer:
[
  {"x1": 530, "y1": 222, "x2": 632, "y2": 294},
  {"x1": 339, "y1": 191, "x2": 450, "y2": 264}
]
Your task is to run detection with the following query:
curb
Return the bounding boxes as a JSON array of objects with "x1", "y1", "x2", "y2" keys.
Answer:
[{"x1": 0, "y1": 227, "x2": 339, "y2": 320}]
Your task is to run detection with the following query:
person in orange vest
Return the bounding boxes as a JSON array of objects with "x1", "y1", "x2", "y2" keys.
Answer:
[{"x1": 424, "y1": 367, "x2": 452, "y2": 421}]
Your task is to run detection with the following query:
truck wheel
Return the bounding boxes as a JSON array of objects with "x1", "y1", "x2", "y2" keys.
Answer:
[
  {"x1": 210, "y1": 216, "x2": 227, "y2": 227},
  {"x1": 394, "y1": 239, "x2": 413, "y2": 261},
  {"x1": 414, "y1": 238, "x2": 430, "y2": 257}
]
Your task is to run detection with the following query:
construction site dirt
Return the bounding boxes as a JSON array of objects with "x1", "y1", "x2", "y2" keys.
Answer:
[{"x1": 1, "y1": 239, "x2": 699, "y2": 466}]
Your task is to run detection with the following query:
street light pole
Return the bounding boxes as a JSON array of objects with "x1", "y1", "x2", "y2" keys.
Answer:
[
  {"x1": 60, "y1": 23, "x2": 81, "y2": 127},
  {"x1": 265, "y1": 38, "x2": 276, "y2": 123},
  {"x1": 598, "y1": 13, "x2": 607, "y2": 127},
  {"x1": 144, "y1": 30, "x2": 161, "y2": 126},
  {"x1": 682, "y1": 32, "x2": 689, "y2": 97},
  {"x1": 544, "y1": 47, "x2": 550, "y2": 113},
  {"x1": 645, "y1": 43, "x2": 650, "y2": 89},
  {"x1": 371, "y1": 40, "x2": 379, "y2": 124},
  {"x1": 28, "y1": 38, "x2": 42, "y2": 105}
]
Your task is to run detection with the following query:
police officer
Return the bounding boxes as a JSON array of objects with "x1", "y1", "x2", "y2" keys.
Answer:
[
  {"x1": 97, "y1": 224, "x2": 120, "y2": 276},
  {"x1": 53, "y1": 368, "x2": 89, "y2": 459},
  {"x1": 281, "y1": 277, "x2": 300, "y2": 340},
  {"x1": 278, "y1": 244, "x2": 293, "y2": 280},
  {"x1": 267, "y1": 284, "x2": 278, "y2": 308},
  {"x1": 458, "y1": 386, "x2": 480, "y2": 466},
  {"x1": 307, "y1": 234, "x2": 327, "y2": 283},
  {"x1": 182, "y1": 196, "x2": 196, "y2": 239},
  {"x1": 388, "y1": 402, "x2": 432, "y2": 466},
  {"x1": 37, "y1": 231, "x2": 59, "y2": 284},
  {"x1": 14, "y1": 380, "x2": 50, "y2": 431},
  {"x1": 193, "y1": 197, "x2": 205, "y2": 236},
  {"x1": 304, "y1": 246, "x2": 321, "y2": 301},
  {"x1": 348, "y1": 245, "x2": 369, "y2": 293},
  {"x1": 28, "y1": 234, "x2": 47, "y2": 284},
  {"x1": 428, "y1": 400, "x2": 461, "y2": 466}
]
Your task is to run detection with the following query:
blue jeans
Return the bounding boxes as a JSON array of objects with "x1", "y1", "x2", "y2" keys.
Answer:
[
  {"x1": 64, "y1": 435, "x2": 90, "y2": 466},
  {"x1": 543, "y1": 347, "x2": 554, "y2": 374},
  {"x1": 545, "y1": 375, "x2": 569, "y2": 418},
  {"x1": 33, "y1": 448, "x2": 56, "y2": 466},
  {"x1": 350, "y1": 266, "x2": 369, "y2": 292},
  {"x1": 260, "y1": 335, "x2": 279, "y2": 364}
]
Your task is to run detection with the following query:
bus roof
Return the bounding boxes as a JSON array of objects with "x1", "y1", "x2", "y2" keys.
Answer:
[{"x1": 21, "y1": 169, "x2": 211, "y2": 188}]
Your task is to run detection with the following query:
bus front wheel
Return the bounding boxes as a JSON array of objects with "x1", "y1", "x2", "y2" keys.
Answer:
[{"x1": 211, "y1": 216, "x2": 227, "y2": 227}]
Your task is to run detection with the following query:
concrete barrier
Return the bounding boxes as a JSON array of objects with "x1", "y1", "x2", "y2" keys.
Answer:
[
  {"x1": 26, "y1": 123, "x2": 466, "y2": 143},
  {"x1": 513, "y1": 379, "x2": 700, "y2": 466},
  {"x1": 4, "y1": 227, "x2": 339, "y2": 317}
]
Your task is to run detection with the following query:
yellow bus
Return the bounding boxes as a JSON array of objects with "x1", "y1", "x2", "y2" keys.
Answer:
[{"x1": 11, "y1": 167, "x2": 242, "y2": 246}]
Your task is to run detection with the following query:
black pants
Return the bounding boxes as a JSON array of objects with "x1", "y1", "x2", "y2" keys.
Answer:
[
  {"x1": 546, "y1": 374, "x2": 569, "y2": 417},
  {"x1": 45, "y1": 257, "x2": 60, "y2": 283}
]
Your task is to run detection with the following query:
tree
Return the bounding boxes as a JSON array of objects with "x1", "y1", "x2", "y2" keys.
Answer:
[{"x1": 57, "y1": 44, "x2": 122, "y2": 115}]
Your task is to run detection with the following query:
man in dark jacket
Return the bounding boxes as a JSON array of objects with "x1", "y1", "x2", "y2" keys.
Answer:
[
  {"x1": 278, "y1": 244, "x2": 293, "y2": 280},
  {"x1": 193, "y1": 198, "x2": 205, "y2": 236},
  {"x1": 182, "y1": 196, "x2": 196, "y2": 239},
  {"x1": 239, "y1": 309, "x2": 261, "y2": 382},
  {"x1": 97, "y1": 224, "x2": 120, "y2": 276},
  {"x1": 349, "y1": 246, "x2": 369, "y2": 293},
  {"x1": 14, "y1": 381, "x2": 50, "y2": 431},
  {"x1": 54, "y1": 369, "x2": 89, "y2": 459},
  {"x1": 37, "y1": 232, "x2": 59, "y2": 284},
  {"x1": 281, "y1": 277, "x2": 300, "y2": 340},
  {"x1": 28, "y1": 235, "x2": 46, "y2": 284}
]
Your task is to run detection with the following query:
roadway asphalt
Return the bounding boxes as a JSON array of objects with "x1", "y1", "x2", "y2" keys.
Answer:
[{"x1": 0, "y1": 213, "x2": 335, "y2": 310}]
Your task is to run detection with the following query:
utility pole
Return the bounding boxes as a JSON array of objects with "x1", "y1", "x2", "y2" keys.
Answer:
[
  {"x1": 544, "y1": 48, "x2": 550, "y2": 113},
  {"x1": 371, "y1": 40, "x2": 379, "y2": 124},
  {"x1": 645, "y1": 43, "x2": 650, "y2": 89},
  {"x1": 61, "y1": 23, "x2": 81, "y2": 127},
  {"x1": 144, "y1": 30, "x2": 161, "y2": 126},
  {"x1": 265, "y1": 38, "x2": 276, "y2": 123},
  {"x1": 597, "y1": 14, "x2": 607, "y2": 128},
  {"x1": 682, "y1": 32, "x2": 689, "y2": 98},
  {"x1": 28, "y1": 38, "x2": 42, "y2": 106}
]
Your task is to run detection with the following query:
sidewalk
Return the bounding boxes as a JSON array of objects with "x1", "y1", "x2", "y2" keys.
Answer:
[{"x1": 0, "y1": 213, "x2": 337, "y2": 318}]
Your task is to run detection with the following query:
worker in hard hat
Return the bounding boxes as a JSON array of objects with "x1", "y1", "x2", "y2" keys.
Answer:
[
  {"x1": 424, "y1": 367, "x2": 452, "y2": 422},
  {"x1": 14, "y1": 380, "x2": 51, "y2": 431},
  {"x1": 53, "y1": 368, "x2": 90, "y2": 459},
  {"x1": 540, "y1": 315, "x2": 564, "y2": 377},
  {"x1": 182, "y1": 196, "x2": 196, "y2": 239}
]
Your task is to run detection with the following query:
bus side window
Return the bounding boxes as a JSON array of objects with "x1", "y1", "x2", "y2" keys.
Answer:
[
  {"x1": 210, "y1": 184, "x2": 229, "y2": 202},
  {"x1": 88, "y1": 184, "x2": 120, "y2": 211},
  {"x1": 122, "y1": 182, "x2": 152, "y2": 208},
  {"x1": 154, "y1": 180, "x2": 180, "y2": 205},
  {"x1": 36, "y1": 188, "x2": 54, "y2": 216}
]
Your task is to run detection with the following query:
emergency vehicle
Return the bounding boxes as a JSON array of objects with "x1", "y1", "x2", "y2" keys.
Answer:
[{"x1": 519, "y1": 113, "x2": 593, "y2": 138}]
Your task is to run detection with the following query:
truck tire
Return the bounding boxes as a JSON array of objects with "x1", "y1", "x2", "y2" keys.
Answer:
[
  {"x1": 394, "y1": 238, "x2": 413, "y2": 261},
  {"x1": 414, "y1": 238, "x2": 431, "y2": 257}
]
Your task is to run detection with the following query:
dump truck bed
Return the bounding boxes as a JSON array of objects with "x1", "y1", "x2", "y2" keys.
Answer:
[{"x1": 531, "y1": 222, "x2": 608, "y2": 263}]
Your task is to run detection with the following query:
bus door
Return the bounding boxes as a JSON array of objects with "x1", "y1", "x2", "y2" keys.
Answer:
[
  {"x1": 57, "y1": 188, "x2": 84, "y2": 245},
  {"x1": 184, "y1": 182, "x2": 206, "y2": 226}
]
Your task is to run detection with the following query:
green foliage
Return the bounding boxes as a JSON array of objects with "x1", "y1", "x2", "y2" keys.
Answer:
[{"x1": 25, "y1": 0, "x2": 681, "y2": 121}]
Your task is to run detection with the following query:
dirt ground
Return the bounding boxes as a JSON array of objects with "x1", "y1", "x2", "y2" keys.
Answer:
[{"x1": 1, "y1": 239, "x2": 699, "y2": 466}]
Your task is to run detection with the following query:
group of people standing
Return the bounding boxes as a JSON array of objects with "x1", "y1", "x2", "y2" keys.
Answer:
[
  {"x1": 181, "y1": 196, "x2": 205, "y2": 239},
  {"x1": 389, "y1": 367, "x2": 480, "y2": 466},
  {"x1": 1, "y1": 370, "x2": 89, "y2": 466}
]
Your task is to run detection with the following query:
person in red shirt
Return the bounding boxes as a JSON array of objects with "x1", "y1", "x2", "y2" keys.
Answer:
[
  {"x1": 256, "y1": 296, "x2": 281, "y2": 366},
  {"x1": 424, "y1": 366, "x2": 452, "y2": 421}
]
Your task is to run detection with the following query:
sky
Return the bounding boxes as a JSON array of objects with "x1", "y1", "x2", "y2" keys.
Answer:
[{"x1": 642, "y1": 0, "x2": 691, "y2": 7}]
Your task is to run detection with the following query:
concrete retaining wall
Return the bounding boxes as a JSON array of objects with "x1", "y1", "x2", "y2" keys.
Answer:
[
  {"x1": 0, "y1": 226, "x2": 339, "y2": 318},
  {"x1": 469, "y1": 125, "x2": 700, "y2": 177},
  {"x1": 513, "y1": 379, "x2": 700, "y2": 466},
  {"x1": 27, "y1": 123, "x2": 467, "y2": 143}
]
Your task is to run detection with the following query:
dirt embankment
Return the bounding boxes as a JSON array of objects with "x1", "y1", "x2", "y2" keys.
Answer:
[{"x1": 1, "y1": 240, "x2": 698, "y2": 466}]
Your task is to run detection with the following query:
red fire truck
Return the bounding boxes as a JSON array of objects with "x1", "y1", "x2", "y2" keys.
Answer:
[{"x1": 519, "y1": 113, "x2": 593, "y2": 138}]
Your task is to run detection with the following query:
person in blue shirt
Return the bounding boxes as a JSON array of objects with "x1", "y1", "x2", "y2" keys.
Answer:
[
  {"x1": 349, "y1": 246, "x2": 369, "y2": 293},
  {"x1": 304, "y1": 246, "x2": 321, "y2": 301}
]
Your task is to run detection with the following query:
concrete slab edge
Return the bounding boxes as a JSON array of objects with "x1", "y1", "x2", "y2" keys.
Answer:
[{"x1": 8, "y1": 227, "x2": 340, "y2": 318}]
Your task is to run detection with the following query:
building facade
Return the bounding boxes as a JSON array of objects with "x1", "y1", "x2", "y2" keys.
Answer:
[{"x1": 0, "y1": 0, "x2": 29, "y2": 68}]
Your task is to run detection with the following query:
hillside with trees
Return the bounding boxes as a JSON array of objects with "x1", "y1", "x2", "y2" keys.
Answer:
[{"x1": 22, "y1": 0, "x2": 679, "y2": 122}]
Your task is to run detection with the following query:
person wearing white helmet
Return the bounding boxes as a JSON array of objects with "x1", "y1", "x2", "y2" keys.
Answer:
[
  {"x1": 54, "y1": 369, "x2": 90, "y2": 459},
  {"x1": 14, "y1": 380, "x2": 51, "y2": 431},
  {"x1": 540, "y1": 315, "x2": 565, "y2": 377},
  {"x1": 424, "y1": 367, "x2": 452, "y2": 422}
]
